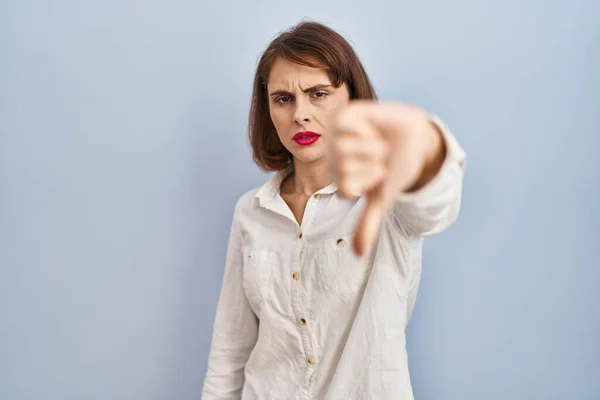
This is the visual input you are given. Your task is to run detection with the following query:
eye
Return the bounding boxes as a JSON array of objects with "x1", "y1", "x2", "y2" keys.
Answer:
[
  {"x1": 275, "y1": 96, "x2": 292, "y2": 104},
  {"x1": 312, "y1": 91, "x2": 329, "y2": 99}
]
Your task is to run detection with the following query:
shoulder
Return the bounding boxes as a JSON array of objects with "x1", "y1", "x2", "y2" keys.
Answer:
[
  {"x1": 233, "y1": 187, "x2": 261, "y2": 215},
  {"x1": 232, "y1": 170, "x2": 286, "y2": 216},
  {"x1": 228, "y1": 186, "x2": 263, "y2": 237}
]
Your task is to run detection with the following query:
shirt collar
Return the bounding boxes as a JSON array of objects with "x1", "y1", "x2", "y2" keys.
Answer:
[{"x1": 254, "y1": 166, "x2": 338, "y2": 207}]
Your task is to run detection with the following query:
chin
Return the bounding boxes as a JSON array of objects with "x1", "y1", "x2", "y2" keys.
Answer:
[{"x1": 291, "y1": 148, "x2": 326, "y2": 164}]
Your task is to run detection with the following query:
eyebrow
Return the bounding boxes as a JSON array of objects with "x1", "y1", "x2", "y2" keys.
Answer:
[{"x1": 269, "y1": 84, "x2": 333, "y2": 97}]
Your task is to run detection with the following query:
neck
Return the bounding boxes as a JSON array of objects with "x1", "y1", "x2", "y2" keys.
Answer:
[{"x1": 287, "y1": 158, "x2": 331, "y2": 196}]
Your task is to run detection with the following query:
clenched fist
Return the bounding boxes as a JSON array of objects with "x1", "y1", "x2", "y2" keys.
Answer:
[{"x1": 328, "y1": 101, "x2": 446, "y2": 257}]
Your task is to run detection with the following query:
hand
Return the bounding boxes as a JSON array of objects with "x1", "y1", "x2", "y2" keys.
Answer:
[{"x1": 328, "y1": 101, "x2": 445, "y2": 257}]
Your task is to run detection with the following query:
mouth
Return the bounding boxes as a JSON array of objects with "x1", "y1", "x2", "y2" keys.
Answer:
[{"x1": 293, "y1": 131, "x2": 320, "y2": 146}]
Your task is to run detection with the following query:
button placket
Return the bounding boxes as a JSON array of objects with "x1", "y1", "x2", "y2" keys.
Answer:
[
  {"x1": 299, "y1": 195, "x2": 320, "y2": 232},
  {"x1": 290, "y1": 229, "x2": 317, "y2": 379}
]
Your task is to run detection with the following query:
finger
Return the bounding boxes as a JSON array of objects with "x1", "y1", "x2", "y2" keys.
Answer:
[
  {"x1": 353, "y1": 189, "x2": 387, "y2": 257},
  {"x1": 337, "y1": 162, "x2": 386, "y2": 198},
  {"x1": 348, "y1": 136, "x2": 389, "y2": 162},
  {"x1": 331, "y1": 124, "x2": 385, "y2": 197},
  {"x1": 331, "y1": 109, "x2": 380, "y2": 151}
]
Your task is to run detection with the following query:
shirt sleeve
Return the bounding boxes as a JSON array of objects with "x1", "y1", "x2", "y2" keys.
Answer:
[
  {"x1": 202, "y1": 204, "x2": 258, "y2": 399},
  {"x1": 391, "y1": 115, "x2": 467, "y2": 237}
]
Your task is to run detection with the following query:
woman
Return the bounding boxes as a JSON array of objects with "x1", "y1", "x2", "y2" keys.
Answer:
[{"x1": 202, "y1": 21, "x2": 466, "y2": 400}]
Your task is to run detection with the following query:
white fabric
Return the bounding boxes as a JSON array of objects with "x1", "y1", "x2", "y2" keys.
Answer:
[{"x1": 202, "y1": 116, "x2": 466, "y2": 400}]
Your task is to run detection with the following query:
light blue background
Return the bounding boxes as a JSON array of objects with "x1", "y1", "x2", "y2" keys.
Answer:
[{"x1": 1, "y1": 1, "x2": 598, "y2": 399}]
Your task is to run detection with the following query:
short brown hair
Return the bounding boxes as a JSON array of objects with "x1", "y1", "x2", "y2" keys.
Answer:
[{"x1": 248, "y1": 21, "x2": 378, "y2": 172}]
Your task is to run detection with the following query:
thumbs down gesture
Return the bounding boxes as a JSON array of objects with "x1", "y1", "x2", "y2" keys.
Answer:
[{"x1": 329, "y1": 101, "x2": 447, "y2": 257}]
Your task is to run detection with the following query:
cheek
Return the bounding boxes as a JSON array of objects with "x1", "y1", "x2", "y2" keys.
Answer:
[
  {"x1": 269, "y1": 114, "x2": 287, "y2": 145},
  {"x1": 269, "y1": 107, "x2": 289, "y2": 132}
]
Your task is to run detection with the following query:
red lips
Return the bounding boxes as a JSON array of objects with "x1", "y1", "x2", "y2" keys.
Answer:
[{"x1": 293, "y1": 131, "x2": 320, "y2": 146}]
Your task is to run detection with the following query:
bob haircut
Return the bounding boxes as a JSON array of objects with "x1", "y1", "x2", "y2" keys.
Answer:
[{"x1": 249, "y1": 21, "x2": 378, "y2": 172}]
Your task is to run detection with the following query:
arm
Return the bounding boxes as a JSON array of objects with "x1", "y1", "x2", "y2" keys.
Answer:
[
  {"x1": 330, "y1": 101, "x2": 467, "y2": 255},
  {"x1": 391, "y1": 115, "x2": 466, "y2": 237},
  {"x1": 202, "y1": 206, "x2": 258, "y2": 399}
]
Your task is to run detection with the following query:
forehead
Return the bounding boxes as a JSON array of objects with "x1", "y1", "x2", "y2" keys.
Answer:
[{"x1": 267, "y1": 57, "x2": 331, "y2": 90}]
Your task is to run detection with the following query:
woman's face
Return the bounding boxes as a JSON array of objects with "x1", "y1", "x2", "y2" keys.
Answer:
[{"x1": 267, "y1": 57, "x2": 350, "y2": 166}]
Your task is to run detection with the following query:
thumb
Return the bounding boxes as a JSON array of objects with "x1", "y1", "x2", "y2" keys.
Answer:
[{"x1": 353, "y1": 188, "x2": 388, "y2": 258}]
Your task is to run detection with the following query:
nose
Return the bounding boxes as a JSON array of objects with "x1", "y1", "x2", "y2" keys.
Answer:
[{"x1": 293, "y1": 98, "x2": 312, "y2": 126}]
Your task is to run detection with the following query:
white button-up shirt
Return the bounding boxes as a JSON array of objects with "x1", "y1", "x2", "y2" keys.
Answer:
[{"x1": 202, "y1": 117, "x2": 466, "y2": 400}]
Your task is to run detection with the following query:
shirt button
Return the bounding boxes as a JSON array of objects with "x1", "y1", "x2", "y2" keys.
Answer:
[
  {"x1": 336, "y1": 238, "x2": 345, "y2": 247},
  {"x1": 314, "y1": 193, "x2": 321, "y2": 199},
  {"x1": 297, "y1": 231, "x2": 303, "y2": 239},
  {"x1": 307, "y1": 356, "x2": 316, "y2": 365},
  {"x1": 299, "y1": 317, "x2": 307, "y2": 326},
  {"x1": 292, "y1": 272, "x2": 301, "y2": 280}
]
